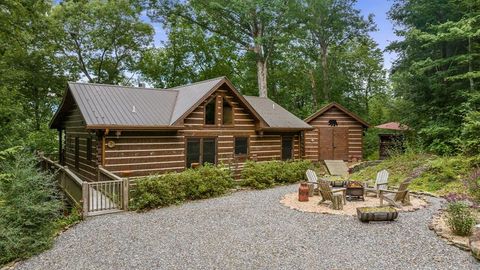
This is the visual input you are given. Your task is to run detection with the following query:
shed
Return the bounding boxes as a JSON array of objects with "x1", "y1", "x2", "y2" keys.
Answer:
[
  {"x1": 375, "y1": 122, "x2": 409, "y2": 159},
  {"x1": 304, "y1": 102, "x2": 369, "y2": 162}
]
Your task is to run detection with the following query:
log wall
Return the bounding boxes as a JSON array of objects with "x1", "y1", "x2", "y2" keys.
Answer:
[
  {"x1": 63, "y1": 105, "x2": 98, "y2": 182},
  {"x1": 100, "y1": 88, "x2": 302, "y2": 178}
]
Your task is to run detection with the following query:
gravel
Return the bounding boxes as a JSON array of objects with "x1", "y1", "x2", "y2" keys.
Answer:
[{"x1": 15, "y1": 185, "x2": 479, "y2": 270}]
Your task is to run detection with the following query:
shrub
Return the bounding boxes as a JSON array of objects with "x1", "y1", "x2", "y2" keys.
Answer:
[
  {"x1": 446, "y1": 202, "x2": 476, "y2": 236},
  {"x1": 130, "y1": 164, "x2": 233, "y2": 210},
  {"x1": 241, "y1": 160, "x2": 313, "y2": 189},
  {"x1": 0, "y1": 148, "x2": 62, "y2": 265}
]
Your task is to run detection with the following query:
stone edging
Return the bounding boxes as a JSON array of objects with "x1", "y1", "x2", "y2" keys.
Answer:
[{"x1": 428, "y1": 210, "x2": 471, "y2": 251}]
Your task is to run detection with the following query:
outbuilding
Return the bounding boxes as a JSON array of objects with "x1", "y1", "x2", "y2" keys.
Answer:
[{"x1": 304, "y1": 102, "x2": 369, "y2": 162}]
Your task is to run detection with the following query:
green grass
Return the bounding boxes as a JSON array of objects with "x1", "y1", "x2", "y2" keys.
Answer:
[{"x1": 350, "y1": 153, "x2": 480, "y2": 196}]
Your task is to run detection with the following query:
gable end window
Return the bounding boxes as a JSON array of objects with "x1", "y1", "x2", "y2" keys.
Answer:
[
  {"x1": 222, "y1": 100, "x2": 233, "y2": 125},
  {"x1": 205, "y1": 99, "x2": 216, "y2": 125},
  {"x1": 234, "y1": 137, "x2": 248, "y2": 156}
]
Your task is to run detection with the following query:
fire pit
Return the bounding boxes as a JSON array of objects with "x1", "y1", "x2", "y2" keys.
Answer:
[{"x1": 346, "y1": 181, "x2": 364, "y2": 201}]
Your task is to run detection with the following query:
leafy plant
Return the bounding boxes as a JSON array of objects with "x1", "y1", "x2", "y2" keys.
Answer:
[
  {"x1": 446, "y1": 202, "x2": 476, "y2": 236},
  {"x1": 241, "y1": 160, "x2": 313, "y2": 189},
  {"x1": 0, "y1": 148, "x2": 62, "y2": 265},
  {"x1": 130, "y1": 164, "x2": 233, "y2": 210}
]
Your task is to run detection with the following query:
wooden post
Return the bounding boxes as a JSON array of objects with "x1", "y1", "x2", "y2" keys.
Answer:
[
  {"x1": 332, "y1": 194, "x2": 343, "y2": 210},
  {"x1": 122, "y1": 178, "x2": 129, "y2": 210},
  {"x1": 82, "y1": 182, "x2": 89, "y2": 218}
]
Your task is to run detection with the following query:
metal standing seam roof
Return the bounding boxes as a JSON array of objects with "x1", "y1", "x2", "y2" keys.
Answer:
[
  {"x1": 51, "y1": 77, "x2": 311, "y2": 130},
  {"x1": 243, "y1": 96, "x2": 313, "y2": 129}
]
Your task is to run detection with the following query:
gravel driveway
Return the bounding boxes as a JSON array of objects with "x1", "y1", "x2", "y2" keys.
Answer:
[{"x1": 16, "y1": 185, "x2": 479, "y2": 270}]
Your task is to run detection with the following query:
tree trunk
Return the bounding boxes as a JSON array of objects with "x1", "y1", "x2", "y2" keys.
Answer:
[
  {"x1": 468, "y1": 36, "x2": 474, "y2": 91},
  {"x1": 33, "y1": 86, "x2": 41, "y2": 131},
  {"x1": 308, "y1": 69, "x2": 318, "y2": 108},
  {"x1": 320, "y1": 46, "x2": 330, "y2": 101},
  {"x1": 256, "y1": 55, "x2": 268, "y2": 98}
]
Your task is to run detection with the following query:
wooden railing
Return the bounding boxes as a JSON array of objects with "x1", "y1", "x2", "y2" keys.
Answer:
[
  {"x1": 39, "y1": 155, "x2": 83, "y2": 207},
  {"x1": 38, "y1": 155, "x2": 128, "y2": 217},
  {"x1": 82, "y1": 166, "x2": 129, "y2": 216}
]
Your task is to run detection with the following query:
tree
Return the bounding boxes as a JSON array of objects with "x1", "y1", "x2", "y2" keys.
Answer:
[
  {"x1": 138, "y1": 15, "x2": 241, "y2": 88},
  {"x1": 52, "y1": 0, "x2": 154, "y2": 84},
  {"x1": 146, "y1": 0, "x2": 294, "y2": 97},
  {"x1": 388, "y1": 0, "x2": 480, "y2": 154},
  {"x1": 298, "y1": 0, "x2": 375, "y2": 102}
]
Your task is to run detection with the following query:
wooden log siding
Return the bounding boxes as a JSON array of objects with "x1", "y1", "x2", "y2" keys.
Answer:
[
  {"x1": 96, "y1": 88, "x2": 303, "y2": 179},
  {"x1": 305, "y1": 106, "x2": 364, "y2": 162},
  {"x1": 103, "y1": 135, "x2": 185, "y2": 177},
  {"x1": 63, "y1": 105, "x2": 98, "y2": 182}
]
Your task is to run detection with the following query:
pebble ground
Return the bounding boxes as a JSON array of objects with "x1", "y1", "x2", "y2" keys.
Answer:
[{"x1": 15, "y1": 185, "x2": 479, "y2": 270}]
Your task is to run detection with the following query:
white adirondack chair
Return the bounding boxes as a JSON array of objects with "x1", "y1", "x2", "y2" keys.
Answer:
[
  {"x1": 306, "y1": 169, "x2": 318, "y2": 183},
  {"x1": 364, "y1": 169, "x2": 389, "y2": 197}
]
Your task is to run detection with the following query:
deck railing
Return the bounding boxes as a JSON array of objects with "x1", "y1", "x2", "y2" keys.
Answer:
[{"x1": 38, "y1": 155, "x2": 128, "y2": 217}]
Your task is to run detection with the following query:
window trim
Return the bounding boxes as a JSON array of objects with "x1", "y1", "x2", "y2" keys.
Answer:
[
  {"x1": 234, "y1": 136, "x2": 249, "y2": 157},
  {"x1": 204, "y1": 97, "x2": 217, "y2": 126},
  {"x1": 185, "y1": 137, "x2": 218, "y2": 168}
]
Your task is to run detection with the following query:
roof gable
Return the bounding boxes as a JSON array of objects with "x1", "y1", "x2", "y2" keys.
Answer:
[
  {"x1": 50, "y1": 77, "x2": 311, "y2": 131},
  {"x1": 304, "y1": 102, "x2": 369, "y2": 128}
]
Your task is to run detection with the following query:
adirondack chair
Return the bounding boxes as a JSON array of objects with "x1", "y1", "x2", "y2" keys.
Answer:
[
  {"x1": 364, "y1": 169, "x2": 389, "y2": 198},
  {"x1": 306, "y1": 169, "x2": 318, "y2": 183},
  {"x1": 379, "y1": 179, "x2": 411, "y2": 207},
  {"x1": 318, "y1": 179, "x2": 346, "y2": 205}
]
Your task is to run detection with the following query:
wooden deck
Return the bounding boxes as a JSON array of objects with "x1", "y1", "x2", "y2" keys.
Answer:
[{"x1": 39, "y1": 155, "x2": 128, "y2": 217}]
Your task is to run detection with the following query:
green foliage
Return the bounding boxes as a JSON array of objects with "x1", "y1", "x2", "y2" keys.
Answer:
[
  {"x1": 0, "y1": 148, "x2": 62, "y2": 265},
  {"x1": 446, "y1": 202, "x2": 476, "y2": 236},
  {"x1": 241, "y1": 160, "x2": 313, "y2": 189},
  {"x1": 388, "y1": 0, "x2": 480, "y2": 155},
  {"x1": 350, "y1": 152, "x2": 480, "y2": 195},
  {"x1": 52, "y1": 0, "x2": 153, "y2": 84},
  {"x1": 130, "y1": 164, "x2": 233, "y2": 210},
  {"x1": 460, "y1": 111, "x2": 480, "y2": 155}
]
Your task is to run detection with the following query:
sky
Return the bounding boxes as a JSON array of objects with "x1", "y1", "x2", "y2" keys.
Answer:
[{"x1": 144, "y1": 0, "x2": 399, "y2": 70}]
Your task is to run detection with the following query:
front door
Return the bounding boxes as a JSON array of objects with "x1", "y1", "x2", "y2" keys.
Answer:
[{"x1": 318, "y1": 127, "x2": 349, "y2": 161}]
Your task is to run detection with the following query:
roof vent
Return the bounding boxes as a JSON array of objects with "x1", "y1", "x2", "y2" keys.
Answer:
[{"x1": 132, "y1": 105, "x2": 136, "y2": 113}]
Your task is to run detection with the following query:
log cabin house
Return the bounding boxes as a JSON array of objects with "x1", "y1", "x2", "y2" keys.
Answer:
[
  {"x1": 50, "y1": 77, "x2": 313, "y2": 181},
  {"x1": 304, "y1": 102, "x2": 369, "y2": 162}
]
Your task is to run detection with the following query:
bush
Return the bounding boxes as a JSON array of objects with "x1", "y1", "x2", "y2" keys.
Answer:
[
  {"x1": 241, "y1": 160, "x2": 313, "y2": 189},
  {"x1": 130, "y1": 164, "x2": 233, "y2": 210},
  {"x1": 446, "y1": 202, "x2": 476, "y2": 236},
  {"x1": 0, "y1": 148, "x2": 62, "y2": 265}
]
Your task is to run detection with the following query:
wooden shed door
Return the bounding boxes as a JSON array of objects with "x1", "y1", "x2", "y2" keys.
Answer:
[{"x1": 319, "y1": 127, "x2": 349, "y2": 161}]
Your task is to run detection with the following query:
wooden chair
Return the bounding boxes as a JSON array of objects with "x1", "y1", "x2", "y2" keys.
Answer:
[
  {"x1": 364, "y1": 169, "x2": 389, "y2": 198},
  {"x1": 306, "y1": 169, "x2": 318, "y2": 183},
  {"x1": 318, "y1": 179, "x2": 346, "y2": 205},
  {"x1": 379, "y1": 180, "x2": 411, "y2": 207}
]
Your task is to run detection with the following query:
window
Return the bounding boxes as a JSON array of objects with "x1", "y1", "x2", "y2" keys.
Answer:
[
  {"x1": 282, "y1": 137, "x2": 293, "y2": 161},
  {"x1": 205, "y1": 99, "x2": 216, "y2": 125},
  {"x1": 86, "y1": 138, "x2": 92, "y2": 161},
  {"x1": 74, "y1": 137, "x2": 80, "y2": 169},
  {"x1": 222, "y1": 100, "x2": 233, "y2": 125},
  {"x1": 186, "y1": 138, "x2": 201, "y2": 168},
  {"x1": 235, "y1": 137, "x2": 248, "y2": 156},
  {"x1": 186, "y1": 138, "x2": 217, "y2": 168}
]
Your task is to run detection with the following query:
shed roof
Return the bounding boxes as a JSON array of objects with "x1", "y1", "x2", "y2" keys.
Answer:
[
  {"x1": 50, "y1": 77, "x2": 311, "y2": 131},
  {"x1": 375, "y1": 122, "x2": 409, "y2": 131},
  {"x1": 304, "y1": 102, "x2": 369, "y2": 128},
  {"x1": 244, "y1": 96, "x2": 312, "y2": 130}
]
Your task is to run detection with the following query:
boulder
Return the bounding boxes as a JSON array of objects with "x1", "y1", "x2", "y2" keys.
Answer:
[{"x1": 469, "y1": 225, "x2": 480, "y2": 260}]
